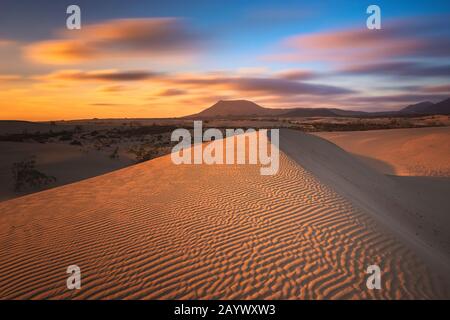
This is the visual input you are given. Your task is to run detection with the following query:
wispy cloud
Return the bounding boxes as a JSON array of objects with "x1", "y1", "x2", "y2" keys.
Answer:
[
  {"x1": 0, "y1": 74, "x2": 23, "y2": 82},
  {"x1": 0, "y1": 39, "x2": 17, "y2": 46},
  {"x1": 421, "y1": 84, "x2": 450, "y2": 93},
  {"x1": 345, "y1": 93, "x2": 449, "y2": 104},
  {"x1": 25, "y1": 18, "x2": 206, "y2": 64},
  {"x1": 97, "y1": 85, "x2": 128, "y2": 93},
  {"x1": 266, "y1": 16, "x2": 450, "y2": 64},
  {"x1": 38, "y1": 69, "x2": 163, "y2": 81},
  {"x1": 157, "y1": 88, "x2": 187, "y2": 96},
  {"x1": 275, "y1": 69, "x2": 316, "y2": 80},
  {"x1": 339, "y1": 61, "x2": 450, "y2": 78},
  {"x1": 229, "y1": 77, "x2": 353, "y2": 95},
  {"x1": 37, "y1": 68, "x2": 353, "y2": 97}
]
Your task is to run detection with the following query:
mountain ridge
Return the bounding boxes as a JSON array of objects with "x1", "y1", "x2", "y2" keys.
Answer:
[{"x1": 185, "y1": 98, "x2": 450, "y2": 119}]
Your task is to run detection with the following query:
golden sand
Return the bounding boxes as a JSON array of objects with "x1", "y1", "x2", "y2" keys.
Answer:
[{"x1": 0, "y1": 131, "x2": 447, "y2": 299}]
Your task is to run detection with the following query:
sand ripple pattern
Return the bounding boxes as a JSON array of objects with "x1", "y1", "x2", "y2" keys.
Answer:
[{"x1": 0, "y1": 138, "x2": 444, "y2": 299}]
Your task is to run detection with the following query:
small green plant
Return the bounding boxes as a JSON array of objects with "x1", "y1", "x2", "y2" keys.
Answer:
[{"x1": 11, "y1": 156, "x2": 56, "y2": 192}]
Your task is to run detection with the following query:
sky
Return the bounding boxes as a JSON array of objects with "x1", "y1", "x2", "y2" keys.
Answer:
[{"x1": 0, "y1": 0, "x2": 449, "y2": 120}]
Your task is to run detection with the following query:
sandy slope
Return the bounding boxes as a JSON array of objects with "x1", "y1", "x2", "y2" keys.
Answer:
[
  {"x1": 279, "y1": 130, "x2": 450, "y2": 289},
  {"x1": 0, "y1": 132, "x2": 448, "y2": 299},
  {"x1": 314, "y1": 127, "x2": 450, "y2": 177}
]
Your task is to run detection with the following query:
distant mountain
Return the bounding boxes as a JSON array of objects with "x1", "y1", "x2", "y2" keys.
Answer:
[
  {"x1": 400, "y1": 99, "x2": 450, "y2": 115},
  {"x1": 186, "y1": 100, "x2": 284, "y2": 118},
  {"x1": 186, "y1": 97, "x2": 450, "y2": 119},
  {"x1": 400, "y1": 101, "x2": 435, "y2": 114},
  {"x1": 430, "y1": 98, "x2": 450, "y2": 114},
  {"x1": 285, "y1": 108, "x2": 371, "y2": 117},
  {"x1": 186, "y1": 100, "x2": 350, "y2": 118}
]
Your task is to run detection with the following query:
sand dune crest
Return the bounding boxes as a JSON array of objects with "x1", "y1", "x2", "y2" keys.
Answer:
[{"x1": 0, "y1": 132, "x2": 447, "y2": 299}]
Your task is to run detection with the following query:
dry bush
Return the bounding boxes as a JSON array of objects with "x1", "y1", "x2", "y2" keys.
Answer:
[{"x1": 11, "y1": 156, "x2": 56, "y2": 192}]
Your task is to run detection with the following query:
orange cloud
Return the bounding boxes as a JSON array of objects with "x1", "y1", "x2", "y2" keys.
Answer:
[
  {"x1": 26, "y1": 18, "x2": 205, "y2": 64},
  {"x1": 0, "y1": 74, "x2": 22, "y2": 82},
  {"x1": 97, "y1": 85, "x2": 128, "y2": 93},
  {"x1": 0, "y1": 39, "x2": 17, "y2": 47},
  {"x1": 27, "y1": 40, "x2": 98, "y2": 64}
]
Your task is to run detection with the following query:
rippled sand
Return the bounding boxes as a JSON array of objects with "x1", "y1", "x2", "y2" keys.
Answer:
[{"x1": 0, "y1": 132, "x2": 447, "y2": 299}]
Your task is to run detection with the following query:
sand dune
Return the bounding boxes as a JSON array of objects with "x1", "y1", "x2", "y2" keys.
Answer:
[
  {"x1": 0, "y1": 131, "x2": 448, "y2": 299},
  {"x1": 314, "y1": 127, "x2": 450, "y2": 177},
  {"x1": 279, "y1": 130, "x2": 450, "y2": 286}
]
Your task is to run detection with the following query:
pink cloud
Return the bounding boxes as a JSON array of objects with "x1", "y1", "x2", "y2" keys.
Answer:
[{"x1": 266, "y1": 17, "x2": 450, "y2": 64}]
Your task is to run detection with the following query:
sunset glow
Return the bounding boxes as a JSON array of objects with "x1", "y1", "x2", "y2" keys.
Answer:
[{"x1": 1, "y1": 0, "x2": 449, "y2": 120}]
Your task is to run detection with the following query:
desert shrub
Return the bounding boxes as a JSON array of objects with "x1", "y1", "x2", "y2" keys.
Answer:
[
  {"x1": 70, "y1": 140, "x2": 82, "y2": 146},
  {"x1": 128, "y1": 145, "x2": 159, "y2": 163},
  {"x1": 0, "y1": 130, "x2": 74, "y2": 143},
  {"x1": 59, "y1": 132, "x2": 73, "y2": 141},
  {"x1": 11, "y1": 157, "x2": 56, "y2": 191},
  {"x1": 116, "y1": 125, "x2": 177, "y2": 138}
]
